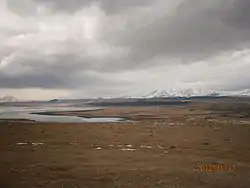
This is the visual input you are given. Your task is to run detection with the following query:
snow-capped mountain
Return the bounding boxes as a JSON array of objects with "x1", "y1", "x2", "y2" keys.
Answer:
[
  {"x1": 216, "y1": 89, "x2": 250, "y2": 97},
  {"x1": 117, "y1": 88, "x2": 250, "y2": 99},
  {"x1": 0, "y1": 95, "x2": 18, "y2": 103},
  {"x1": 235, "y1": 89, "x2": 250, "y2": 96},
  {"x1": 141, "y1": 89, "x2": 220, "y2": 98}
]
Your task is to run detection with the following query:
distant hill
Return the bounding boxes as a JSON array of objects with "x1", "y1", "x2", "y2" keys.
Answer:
[
  {"x1": 0, "y1": 95, "x2": 18, "y2": 103},
  {"x1": 90, "y1": 98, "x2": 191, "y2": 107}
]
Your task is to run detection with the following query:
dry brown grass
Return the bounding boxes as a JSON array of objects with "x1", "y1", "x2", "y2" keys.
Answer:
[{"x1": 0, "y1": 103, "x2": 250, "y2": 187}]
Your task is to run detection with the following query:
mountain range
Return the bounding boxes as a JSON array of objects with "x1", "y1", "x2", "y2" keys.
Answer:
[
  {"x1": 1, "y1": 89, "x2": 250, "y2": 102},
  {"x1": 0, "y1": 95, "x2": 18, "y2": 103},
  {"x1": 126, "y1": 88, "x2": 250, "y2": 98}
]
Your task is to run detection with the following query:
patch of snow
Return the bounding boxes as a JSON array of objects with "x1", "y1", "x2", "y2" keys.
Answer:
[
  {"x1": 120, "y1": 148, "x2": 136, "y2": 151},
  {"x1": 16, "y1": 142, "x2": 28, "y2": 145},
  {"x1": 31, "y1": 143, "x2": 44, "y2": 146},
  {"x1": 140, "y1": 145, "x2": 153, "y2": 149}
]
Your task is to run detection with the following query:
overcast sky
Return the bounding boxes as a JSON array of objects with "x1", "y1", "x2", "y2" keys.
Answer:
[{"x1": 1, "y1": 0, "x2": 250, "y2": 100}]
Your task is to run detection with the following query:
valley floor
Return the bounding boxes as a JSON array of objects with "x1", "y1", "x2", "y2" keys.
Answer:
[{"x1": 0, "y1": 103, "x2": 250, "y2": 188}]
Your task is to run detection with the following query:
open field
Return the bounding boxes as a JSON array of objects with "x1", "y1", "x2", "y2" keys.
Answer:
[{"x1": 1, "y1": 98, "x2": 250, "y2": 187}]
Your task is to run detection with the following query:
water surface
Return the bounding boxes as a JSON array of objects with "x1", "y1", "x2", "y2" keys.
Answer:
[{"x1": 0, "y1": 103, "x2": 124, "y2": 123}]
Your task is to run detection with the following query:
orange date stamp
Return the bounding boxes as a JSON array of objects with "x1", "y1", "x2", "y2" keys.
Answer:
[{"x1": 194, "y1": 163, "x2": 235, "y2": 173}]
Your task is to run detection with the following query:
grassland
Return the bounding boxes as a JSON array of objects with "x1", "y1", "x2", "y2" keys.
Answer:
[{"x1": 0, "y1": 98, "x2": 250, "y2": 188}]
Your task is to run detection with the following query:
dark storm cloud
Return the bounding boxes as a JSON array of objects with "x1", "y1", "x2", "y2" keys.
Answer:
[
  {"x1": 97, "y1": 0, "x2": 152, "y2": 14},
  {"x1": 112, "y1": 0, "x2": 250, "y2": 63},
  {"x1": 0, "y1": 65, "x2": 118, "y2": 89},
  {"x1": 0, "y1": 70, "x2": 118, "y2": 89},
  {"x1": 223, "y1": 0, "x2": 250, "y2": 29},
  {"x1": 2, "y1": 0, "x2": 250, "y2": 93},
  {"x1": 0, "y1": 52, "x2": 107, "y2": 89},
  {"x1": 0, "y1": 50, "x2": 132, "y2": 89},
  {"x1": 33, "y1": 0, "x2": 92, "y2": 13},
  {"x1": 7, "y1": 0, "x2": 152, "y2": 15},
  {"x1": 0, "y1": 72, "x2": 72, "y2": 89}
]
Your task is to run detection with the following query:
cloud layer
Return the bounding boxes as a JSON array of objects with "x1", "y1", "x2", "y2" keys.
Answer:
[{"x1": 1, "y1": 0, "x2": 250, "y2": 99}]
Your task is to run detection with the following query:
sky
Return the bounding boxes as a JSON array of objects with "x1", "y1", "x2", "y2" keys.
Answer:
[{"x1": 1, "y1": 0, "x2": 250, "y2": 100}]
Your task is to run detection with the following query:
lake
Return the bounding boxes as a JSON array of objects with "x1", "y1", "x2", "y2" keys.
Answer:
[{"x1": 0, "y1": 103, "x2": 125, "y2": 123}]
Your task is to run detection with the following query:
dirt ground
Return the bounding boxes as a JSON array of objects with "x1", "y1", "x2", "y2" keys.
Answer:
[{"x1": 0, "y1": 104, "x2": 250, "y2": 188}]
